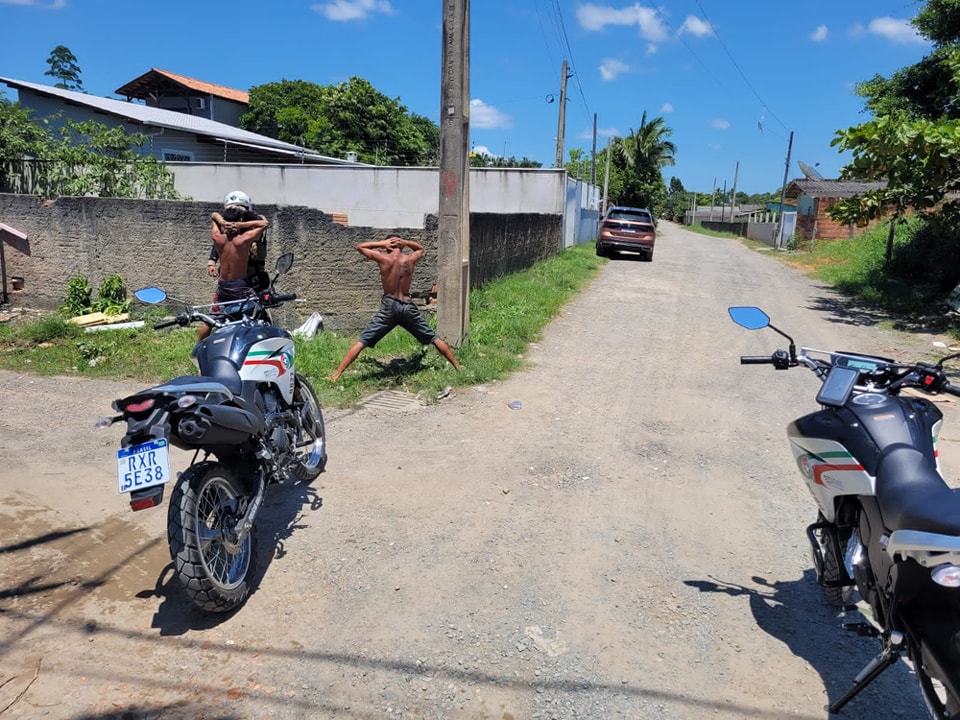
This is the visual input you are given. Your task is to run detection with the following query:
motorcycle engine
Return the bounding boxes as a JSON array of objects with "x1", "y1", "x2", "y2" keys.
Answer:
[{"x1": 262, "y1": 388, "x2": 297, "y2": 464}]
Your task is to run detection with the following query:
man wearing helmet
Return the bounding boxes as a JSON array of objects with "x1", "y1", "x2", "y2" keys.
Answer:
[
  {"x1": 197, "y1": 195, "x2": 269, "y2": 342},
  {"x1": 206, "y1": 190, "x2": 269, "y2": 291}
]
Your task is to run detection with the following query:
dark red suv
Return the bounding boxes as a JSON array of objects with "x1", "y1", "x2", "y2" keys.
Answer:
[{"x1": 596, "y1": 206, "x2": 656, "y2": 261}]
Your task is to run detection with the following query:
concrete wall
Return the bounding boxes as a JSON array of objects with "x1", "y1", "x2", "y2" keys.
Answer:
[
  {"x1": 169, "y1": 164, "x2": 570, "y2": 229},
  {"x1": 0, "y1": 194, "x2": 561, "y2": 333}
]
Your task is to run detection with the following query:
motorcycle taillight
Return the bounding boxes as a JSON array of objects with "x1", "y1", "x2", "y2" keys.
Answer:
[{"x1": 121, "y1": 398, "x2": 155, "y2": 414}]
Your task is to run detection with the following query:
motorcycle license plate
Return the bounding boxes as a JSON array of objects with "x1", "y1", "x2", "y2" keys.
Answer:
[{"x1": 117, "y1": 439, "x2": 170, "y2": 494}]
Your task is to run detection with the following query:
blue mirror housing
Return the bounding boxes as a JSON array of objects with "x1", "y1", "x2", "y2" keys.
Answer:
[
  {"x1": 728, "y1": 306, "x2": 770, "y2": 330},
  {"x1": 135, "y1": 287, "x2": 166, "y2": 304}
]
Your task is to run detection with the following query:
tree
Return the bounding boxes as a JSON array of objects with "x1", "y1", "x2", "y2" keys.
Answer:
[
  {"x1": 0, "y1": 90, "x2": 178, "y2": 199},
  {"x1": 44, "y1": 45, "x2": 84, "y2": 92},
  {"x1": 242, "y1": 77, "x2": 440, "y2": 166},
  {"x1": 603, "y1": 111, "x2": 676, "y2": 212},
  {"x1": 830, "y1": 0, "x2": 960, "y2": 269},
  {"x1": 470, "y1": 151, "x2": 542, "y2": 168},
  {"x1": 662, "y1": 176, "x2": 688, "y2": 221}
]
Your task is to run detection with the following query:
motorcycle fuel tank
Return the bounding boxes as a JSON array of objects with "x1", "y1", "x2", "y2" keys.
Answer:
[
  {"x1": 196, "y1": 325, "x2": 296, "y2": 404},
  {"x1": 787, "y1": 394, "x2": 942, "y2": 522}
]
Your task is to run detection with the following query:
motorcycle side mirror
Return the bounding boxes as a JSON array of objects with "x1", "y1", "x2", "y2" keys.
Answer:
[
  {"x1": 275, "y1": 253, "x2": 294, "y2": 275},
  {"x1": 728, "y1": 306, "x2": 770, "y2": 331},
  {"x1": 135, "y1": 287, "x2": 167, "y2": 304}
]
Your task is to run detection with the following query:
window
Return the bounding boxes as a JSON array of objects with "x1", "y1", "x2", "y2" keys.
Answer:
[{"x1": 162, "y1": 150, "x2": 193, "y2": 162}]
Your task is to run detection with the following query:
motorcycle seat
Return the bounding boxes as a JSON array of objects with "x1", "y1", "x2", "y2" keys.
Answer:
[
  {"x1": 159, "y1": 371, "x2": 260, "y2": 417},
  {"x1": 876, "y1": 444, "x2": 960, "y2": 535}
]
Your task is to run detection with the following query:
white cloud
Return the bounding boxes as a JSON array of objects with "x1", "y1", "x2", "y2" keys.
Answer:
[
  {"x1": 711, "y1": 118, "x2": 730, "y2": 130},
  {"x1": 599, "y1": 58, "x2": 630, "y2": 82},
  {"x1": 811, "y1": 24, "x2": 828, "y2": 42},
  {"x1": 679, "y1": 15, "x2": 712, "y2": 38},
  {"x1": 472, "y1": 144, "x2": 493, "y2": 157},
  {"x1": 311, "y1": 0, "x2": 394, "y2": 21},
  {"x1": 576, "y1": 3, "x2": 669, "y2": 42},
  {"x1": 470, "y1": 99, "x2": 512, "y2": 130},
  {"x1": 0, "y1": 0, "x2": 66, "y2": 6},
  {"x1": 661, "y1": 102, "x2": 674, "y2": 113},
  {"x1": 645, "y1": 43, "x2": 657, "y2": 55},
  {"x1": 851, "y1": 16, "x2": 926, "y2": 44}
]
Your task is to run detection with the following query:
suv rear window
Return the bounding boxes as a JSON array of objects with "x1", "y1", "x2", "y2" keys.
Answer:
[{"x1": 607, "y1": 209, "x2": 652, "y2": 223}]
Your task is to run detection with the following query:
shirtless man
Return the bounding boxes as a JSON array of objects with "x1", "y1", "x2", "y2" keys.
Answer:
[
  {"x1": 329, "y1": 234, "x2": 461, "y2": 380},
  {"x1": 197, "y1": 205, "x2": 269, "y2": 342}
]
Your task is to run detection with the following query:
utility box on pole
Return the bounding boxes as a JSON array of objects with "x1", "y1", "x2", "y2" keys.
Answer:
[{"x1": 437, "y1": 0, "x2": 470, "y2": 346}]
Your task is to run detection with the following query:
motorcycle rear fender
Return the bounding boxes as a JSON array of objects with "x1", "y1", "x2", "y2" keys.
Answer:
[{"x1": 887, "y1": 529, "x2": 960, "y2": 567}]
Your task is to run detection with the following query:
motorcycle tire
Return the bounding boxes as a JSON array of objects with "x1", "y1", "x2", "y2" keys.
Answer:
[
  {"x1": 911, "y1": 642, "x2": 960, "y2": 719},
  {"x1": 818, "y1": 519, "x2": 854, "y2": 608},
  {"x1": 289, "y1": 372, "x2": 327, "y2": 483},
  {"x1": 167, "y1": 462, "x2": 258, "y2": 613}
]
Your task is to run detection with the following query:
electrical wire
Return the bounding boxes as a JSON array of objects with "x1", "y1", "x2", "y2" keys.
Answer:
[{"x1": 691, "y1": 0, "x2": 791, "y2": 133}]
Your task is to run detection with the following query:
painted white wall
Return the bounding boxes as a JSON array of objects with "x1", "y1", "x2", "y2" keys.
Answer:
[{"x1": 168, "y1": 164, "x2": 572, "y2": 228}]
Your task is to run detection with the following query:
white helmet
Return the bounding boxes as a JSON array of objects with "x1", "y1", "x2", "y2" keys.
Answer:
[{"x1": 223, "y1": 190, "x2": 251, "y2": 209}]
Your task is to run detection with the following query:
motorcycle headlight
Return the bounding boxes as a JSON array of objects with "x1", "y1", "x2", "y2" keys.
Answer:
[
  {"x1": 931, "y1": 564, "x2": 960, "y2": 588},
  {"x1": 177, "y1": 394, "x2": 198, "y2": 409}
]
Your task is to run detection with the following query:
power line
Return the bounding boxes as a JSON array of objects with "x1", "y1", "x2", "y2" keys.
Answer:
[{"x1": 691, "y1": 0, "x2": 791, "y2": 133}]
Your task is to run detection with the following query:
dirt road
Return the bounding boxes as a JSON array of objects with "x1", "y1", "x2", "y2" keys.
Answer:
[{"x1": 2, "y1": 222, "x2": 958, "y2": 719}]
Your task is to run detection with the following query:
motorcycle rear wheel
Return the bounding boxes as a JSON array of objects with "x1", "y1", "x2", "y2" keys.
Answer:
[
  {"x1": 910, "y1": 645, "x2": 960, "y2": 720},
  {"x1": 289, "y1": 373, "x2": 327, "y2": 483},
  {"x1": 167, "y1": 462, "x2": 258, "y2": 613},
  {"x1": 912, "y1": 643, "x2": 960, "y2": 719}
]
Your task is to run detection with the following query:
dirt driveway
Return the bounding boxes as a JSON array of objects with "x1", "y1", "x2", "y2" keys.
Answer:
[{"x1": 2, "y1": 222, "x2": 959, "y2": 719}]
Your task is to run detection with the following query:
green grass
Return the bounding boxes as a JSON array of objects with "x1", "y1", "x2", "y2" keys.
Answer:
[
  {"x1": 773, "y1": 218, "x2": 935, "y2": 315},
  {"x1": 0, "y1": 243, "x2": 604, "y2": 408}
]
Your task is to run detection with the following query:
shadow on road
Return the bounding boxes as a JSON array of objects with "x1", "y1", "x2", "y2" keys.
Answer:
[
  {"x1": 140, "y1": 479, "x2": 324, "y2": 635},
  {"x1": 684, "y1": 571, "x2": 924, "y2": 716}
]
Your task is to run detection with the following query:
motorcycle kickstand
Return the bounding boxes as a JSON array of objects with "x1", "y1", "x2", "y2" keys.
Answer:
[{"x1": 828, "y1": 631, "x2": 904, "y2": 714}]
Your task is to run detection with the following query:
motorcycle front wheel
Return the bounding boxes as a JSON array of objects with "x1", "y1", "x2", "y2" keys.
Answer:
[
  {"x1": 167, "y1": 462, "x2": 258, "y2": 613},
  {"x1": 289, "y1": 372, "x2": 327, "y2": 483}
]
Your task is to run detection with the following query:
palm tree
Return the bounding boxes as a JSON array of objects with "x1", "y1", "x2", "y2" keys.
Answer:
[{"x1": 610, "y1": 111, "x2": 676, "y2": 210}]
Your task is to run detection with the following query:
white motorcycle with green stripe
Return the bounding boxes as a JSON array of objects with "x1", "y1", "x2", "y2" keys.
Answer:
[
  {"x1": 98, "y1": 253, "x2": 326, "y2": 614},
  {"x1": 731, "y1": 306, "x2": 960, "y2": 719}
]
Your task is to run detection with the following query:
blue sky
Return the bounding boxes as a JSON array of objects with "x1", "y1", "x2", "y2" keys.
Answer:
[{"x1": 0, "y1": 0, "x2": 934, "y2": 195}]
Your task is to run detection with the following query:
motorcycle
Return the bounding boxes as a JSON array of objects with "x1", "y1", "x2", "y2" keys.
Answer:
[
  {"x1": 729, "y1": 306, "x2": 960, "y2": 718},
  {"x1": 97, "y1": 252, "x2": 327, "y2": 613}
]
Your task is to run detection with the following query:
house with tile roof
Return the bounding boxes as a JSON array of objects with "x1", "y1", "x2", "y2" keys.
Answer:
[
  {"x1": 115, "y1": 68, "x2": 249, "y2": 127},
  {"x1": 784, "y1": 178, "x2": 887, "y2": 241}
]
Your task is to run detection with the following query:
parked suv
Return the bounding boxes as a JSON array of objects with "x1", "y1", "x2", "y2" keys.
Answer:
[{"x1": 596, "y1": 206, "x2": 656, "y2": 261}]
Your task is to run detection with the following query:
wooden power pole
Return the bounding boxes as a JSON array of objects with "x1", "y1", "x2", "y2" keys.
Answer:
[
  {"x1": 554, "y1": 60, "x2": 571, "y2": 168},
  {"x1": 437, "y1": 0, "x2": 470, "y2": 345}
]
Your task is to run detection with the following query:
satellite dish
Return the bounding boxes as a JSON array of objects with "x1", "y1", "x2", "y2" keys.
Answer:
[{"x1": 798, "y1": 160, "x2": 824, "y2": 180}]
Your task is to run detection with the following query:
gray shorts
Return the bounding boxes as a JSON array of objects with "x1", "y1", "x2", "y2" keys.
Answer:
[{"x1": 359, "y1": 295, "x2": 437, "y2": 348}]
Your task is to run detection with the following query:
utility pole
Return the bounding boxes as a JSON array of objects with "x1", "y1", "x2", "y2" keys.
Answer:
[
  {"x1": 775, "y1": 130, "x2": 794, "y2": 250},
  {"x1": 720, "y1": 180, "x2": 728, "y2": 222},
  {"x1": 590, "y1": 113, "x2": 597, "y2": 187},
  {"x1": 602, "y1": 136, "x2": 612, "y2": 214},
  {"x1": 554, "y1": 60, "x2": 572, "y2": 168},
  {"x1": 437, "y1": 0, "x2": 470, "y2": 345},
  {"x1": 709, "y1": 178, "x2": 717, "y2": 221},
  {"x1": 731, "y1": 161, "x2": 739, "y2": 219}
]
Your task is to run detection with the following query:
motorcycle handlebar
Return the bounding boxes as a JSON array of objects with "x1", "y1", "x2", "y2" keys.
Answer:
[
  {"x1": 154, "y1": 317, "x2": 182, "y2": 330},
  {"x1": 269, "y1": 293, "x2": 297, "y2": 303},
  {"x1": 741, "y1": 355, "x2": 775, "y2": 365}
]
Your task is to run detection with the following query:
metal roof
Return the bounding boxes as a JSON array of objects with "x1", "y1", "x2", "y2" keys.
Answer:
[
  {"x1": 0, "y1": 76, "x2": 354, "y2": 165},
  {"x1": 785, "y1": 178, "x2": 886, "y2": 199},
  {"x1": 115, "y1": 68, "x2": 249, "y2": 104}
]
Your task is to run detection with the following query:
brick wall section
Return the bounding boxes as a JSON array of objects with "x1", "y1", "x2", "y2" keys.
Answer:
[
  {"x1": 0, "y1": 194, "x2": 562, "y2": 332},
  {"x1": 795, "y1": 197, "x2": 885, "y2": 242}
]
